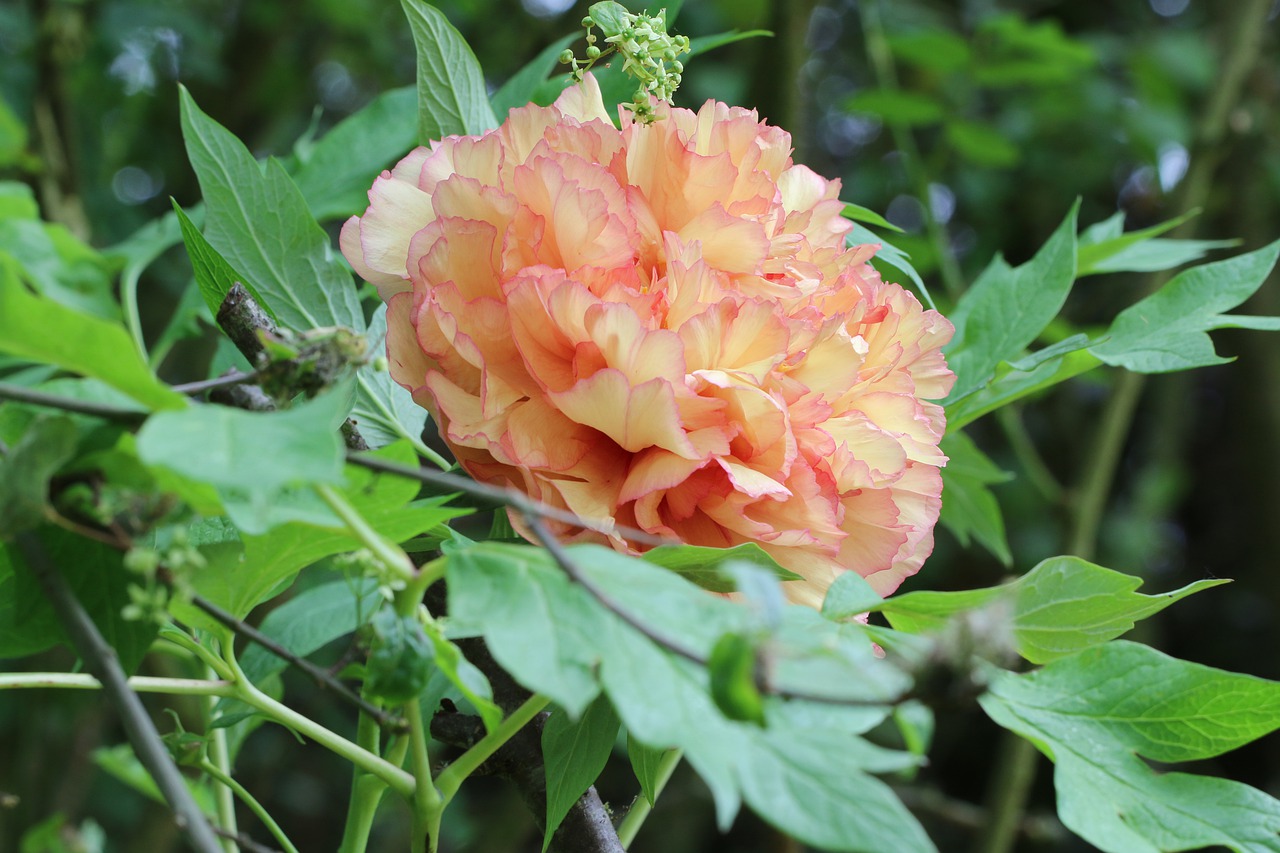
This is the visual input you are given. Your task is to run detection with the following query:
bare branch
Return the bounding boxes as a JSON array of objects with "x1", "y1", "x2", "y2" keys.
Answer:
[{"x1": 0, "y1": 382, "x2": 147, "y2": 424}]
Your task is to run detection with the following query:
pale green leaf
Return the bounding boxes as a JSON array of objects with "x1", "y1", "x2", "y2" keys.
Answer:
[
  {"x1": 352, "y1": 305, "x2": 431, "y2": 453},
  {"x1": 641, "y1": 542, "x2": 802, "y2": 593},
  {"x1": 981, "y1": 642, "x2": 1280, "y2": 853}
]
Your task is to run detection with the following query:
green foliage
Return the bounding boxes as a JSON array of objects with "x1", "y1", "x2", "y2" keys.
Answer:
[
  {"x1": 400, "y1": 0, "x2": 499, "y2": 145},
  {"x1": 937, "y1": 431, "x2": 1013, "y2": 564},
  {"x1": 626, "y1": 736, "x2": 668, "y2": 806},
  {"x1": 179, "y1": 86, "x2": 364, "y2": 333},
  {"x1": 362, "y1": 608, "x2": 434, "y2": 703},
  {"x1": 981, "y1": 642, "x2": 1280, "y2": 853},
  {"x1": 0, "y1": 416, "x2": 78, "y2": 539},
  {"x1": 640, "y1": 541, "x2": 802, "y2": 592},
  {"x1": 541, "y1": 696, "x2": 621, "y2": 849}
]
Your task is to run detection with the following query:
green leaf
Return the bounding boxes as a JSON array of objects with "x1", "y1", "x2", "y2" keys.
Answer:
[
  {"x1": 736, "y1": 730, "x2": 934, "y2": 853},
  {"x1": 1090, "y1": 240, "x2": 1280, "y2": 373},
  {"x1": 352, "y1": 305, "x2": 431, "y2": 453},
  {"x1": 0, "y1": 416, "x2": 78, "y2": 539},
  {"x1": 687, "y1": 29, "x2": 773, "y2": 55},
  {"x1": 491, "y1": 35, "x2": 578, "y2": 120},
  {"x1": 172, "y1": 200, "x2": 271, "y2": 321},
  {"x1": 627, "y1": 735, "x2": 668, "y2": 806},
  {"x1": 444, "y1": 541, "x2": 609, "y2": 716},
  {"x1": 292, "y1": 86, "x2": 419, "y2": 222},
  {"x1": 640, "y1": 542, "x2": 802, "y2": 593},
  {"x1": 841, "y1": 202, "x2": 903, "y2": 233},
  {"x1": 1076, "y1": 209, "x2": 1236, "y2": 276},
  {"x1": 0, "y1": 258, "x2": 187, "y2": 411},
  {"x1": 238, "y1": 578, "x2": 383, "y2": 685},
  {"x1": 93, "y1": 743, "x2": 218, "y2": 816},
  {"x1": 588, "y1": 2, "x2": 630, "y2": 37},
  {"x1": 1, "y1": 529, "x2": 160, "y2": 673},
  {"x1": 888, "y1": 30, "x2": 972, "y2": 73},
  {"x1": 820, "y1": 571, "x2": 884, "y2": 621},
  {"x1": 400, "y1": 0, "x2": 499, "y2": 145},
  {"x1": 178, "y1": 86, "x2": 364, "y2": 332},
  {"x1": 938, "y1": 431, "x2": 1013, "y2": 564},
  {"x1": 180, "y1": 443, "x2": 465, "y2": 619},
  {"x1": 136, "y1": 387, "x2": 348, "y2": 493},
  {"x1": 877, "y1": 556, "x2": 1225, "y2": 664},
  {"x1": 421, "y1": 618, "x2": 501, "y2": 731},
  {"x1": 944, "y1": 346, "x2": 1101, "y2": 431},
  {"x1": 945, "y1": 202, "x2": 1080, "y2": 400},
  {"x1": 980, "y1": 642, "x2": 1280, "y2": 853},
  {"x1": 0, "y1": 217, "x2": 119, "y2": 320},
  {"x1": 542, "y1": 696, "x2": 621, "y2": 851},
  {"x1": 0, "y1": 182, "x2": 39, "y2": 219},
  {"x1": 847, "y1": 89, "x2": 945, "y2": 127},
  {"x1": 1012, "y1": 556, "x2": 1229, "y2": 664}
]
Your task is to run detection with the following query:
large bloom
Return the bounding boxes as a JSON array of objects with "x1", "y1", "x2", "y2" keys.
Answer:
[{"x1": 342, "y1": 75, "x2": 954, "y2": 606}]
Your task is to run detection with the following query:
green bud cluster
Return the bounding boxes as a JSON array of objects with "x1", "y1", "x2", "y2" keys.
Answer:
[{"x1": 558, "y1": 2, "x2": 691, "y2": 124}]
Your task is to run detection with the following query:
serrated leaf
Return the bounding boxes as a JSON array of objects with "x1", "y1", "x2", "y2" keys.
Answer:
[
  {"x1": 1090, "y1": 240, "x2": 1280, "y2": 373},
  {"x1": 0, "y1": 416, "x2": 78, "y2": 539},
  {"x1": 352, "y1": 305, "x2": 431, "y2": 453},
  {"x1": 292, "y1": 86, "x2": 418, "y2": 222},
  {"x1": 400, "y1": 0, "x2": 498, "y2": 145},
  {"x1": 542, "y1": 696, "x2": 621, "y2": 850},
  {"x1": 238, "y1": 578, "x2": 383, "y2": 685},
  {"x1": 938, "y1": 431, "x2": 1012, "y2": 564},
  {"x1": 178, "y1": 86, "x2": 363, "y2": 332},
  {"x1": 172, "y1": 200, "x2": 272, "y2": 321},
  {"x1": 640, "y1": 542, "x2": 801, "y2": 593},
  {"x1": 980, "y1": 642, "x2": 1280, "y2": 853},
  {"x1": 627, "y1": 736, "x2": 668, "y2": 806},
  {"x1": 0, "y1": 258, "x2": 187, "y2": 411},
  {"x1": 1012, "y1": 556, "x2": 1229, "y2": 664},
  {"x1": 945, "y1": 202, "x2": 1079, "y2": 401}
]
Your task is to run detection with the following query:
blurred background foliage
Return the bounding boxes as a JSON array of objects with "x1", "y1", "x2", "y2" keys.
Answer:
[{"x1": 2, "y1": 0, "x2": 1279, "y2": 850}]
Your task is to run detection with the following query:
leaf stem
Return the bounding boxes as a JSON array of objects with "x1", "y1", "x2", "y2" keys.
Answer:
[
  {"x1": 0, "y1": 672, "x2": 237, "y2": 696},
  {"x1": 206, "y1": 670, "x2": 239, "y2": 853},
  {"x1": 435, "y1": 694, "x2": 552, "y2": 802},
  {"x1": 616, "y1": 749, "x2": 682, "y2": 848},
  {"x1": 200, "y1": 760, "x2": 301, "y2": 853},
  {"x1": 315, "y1": 483, "x2": 416, "y2": 583},
  {"x1": 406, "y1": 698, "x2": 444, "y2": 853},
  {"x1": 222, "y1": 646, "x2": 417, "y2": 799},
  {"x1": 338, "y1": 710, "x2": 390, "y2": 853}
]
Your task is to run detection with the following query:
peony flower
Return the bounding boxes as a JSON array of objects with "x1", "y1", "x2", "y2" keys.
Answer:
[{"x1": 342, "y1": 74, "x2": 954, "y2": 607}]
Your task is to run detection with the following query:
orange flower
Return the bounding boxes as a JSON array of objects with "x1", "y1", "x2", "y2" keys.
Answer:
[{"x1": 342, "y1": 75, "x2": 954, "y2": 606}]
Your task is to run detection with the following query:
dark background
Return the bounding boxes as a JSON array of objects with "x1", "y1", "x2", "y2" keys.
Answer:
[{"x1": 2, "y1": 0, "x2": 1278, "y2": 850}]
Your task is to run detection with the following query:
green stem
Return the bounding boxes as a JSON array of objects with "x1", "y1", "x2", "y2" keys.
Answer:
[
  {"x1": 315, "y1": 483, "x2": 416, "y2": 583},
  {"x1": 206, "y1": 669, "x2": 239, "y2": 853},
  {"x1": 160, "y1": 629, "x2": 237, "y2": 681},
  {"x1": 861, "y1": 0, "x2": 964, "y2": 300},
  {"x1": 223, "y1": 649, "x2": 416, "y2": 799},
  {"x1": 406, "y1": 698, "x2": 443, "y2": 853},
  {"x1": 435, "y1": 694, "x2": 552, "y2": 802},
  {"x1": 616, "y1": 749, "x2": 682, "y2": 848},
  {"x1": 1067, "y1": 370, "x2": 1144, "y2": 560},
  {"x1": 339, "y1": 711, "x2": 386, "y2": 853},
  {"x1": 200, "y1": 760, "x2": 301, "y2": 853},
  {"x1": 0, "y1": 672, "x2": 236, "y2": 696},
  {"x1": 996, "y1": 407, "x2": 1064, "y2": 506}
]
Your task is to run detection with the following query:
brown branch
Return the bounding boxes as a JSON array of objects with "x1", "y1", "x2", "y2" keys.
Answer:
[
  {"x1": 172, "y1": 370, "x2": 261, "y2": 396},
  {"x1": 16, "y1": 531, "x2": 225, "y2": 852},
  {"x1": 0, "y1": 382, "x2": 147, "y2": 425}
]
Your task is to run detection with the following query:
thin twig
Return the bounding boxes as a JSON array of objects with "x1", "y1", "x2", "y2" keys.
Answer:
[
  {"x1": 189, "y1": 594, "x2": 407, "y2": 733},
  {"x1": 172, "y1": 370, "x2": 260, "y2": 396},
  {"x1": 346, "y1": 451, "x2": 675, "y2": 548},
  {"x1": 210, "y1": 825, "x2": 283, "y2": 853},
  {"x1": 16, "y1": 531, "x2": 225, "y2": 853},
  {"x1": 0, "y1": 382, "x2": 147, "y2": 424}
]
